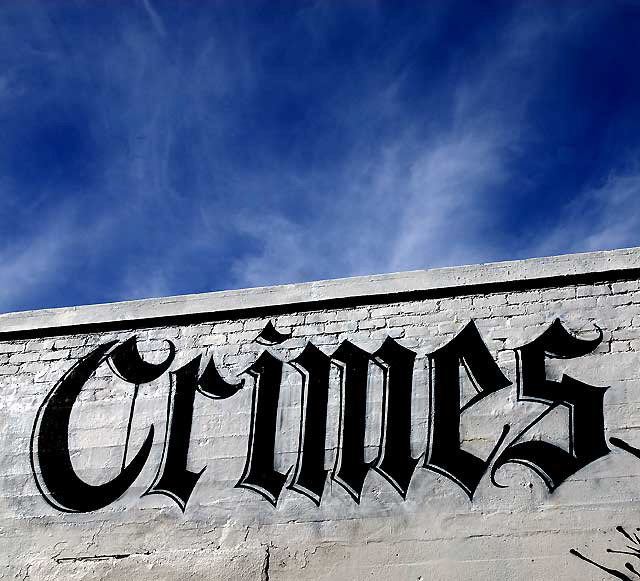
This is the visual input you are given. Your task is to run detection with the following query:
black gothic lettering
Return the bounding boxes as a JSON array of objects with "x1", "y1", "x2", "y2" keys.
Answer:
[
  {"x1": 236, "y1": 351, "x2": 289, "y2": 505},
  {"x1": 30, "y1": 341, "x2": 155, "y2": 512},
  {"x1": 199, "y1": 356, "x2": 246, "y2": 399},
  {"x1": 30, "y1": 312, "x2": 633, "y2": 514},
  {"x1": 255, "y1": 320, "x2": 292, "y2": 345},
  {"x1": 108, "y1": 336, "x2": 175, "y2": 383},
  {"x1": 331, "y1": 340, "x2": 374, "y2": 503},
  {"x1": 289, "y1": 337, "x2": 420, "y2": 504},
  {"x1": 147, "y1": 355, "x2": 242, "y2": 511},
  {"x1": 289, "y1": 343, "x2": 331, "y2": 505},
  {"x1": 492, "y1": 319, "x2": 607, "y2": 491},
  {"x1": 108, "y1": 336, "x2": 175, "y2": 470},
  {"x1": 425, "y1": 321, "x2": 512, "y2": 498},
  {"x1": 145, "y1": 357, "x2": 202, "y2": 510},
  {"x1": 372, "y1": 337, "x2": 419, "y2": 498}
]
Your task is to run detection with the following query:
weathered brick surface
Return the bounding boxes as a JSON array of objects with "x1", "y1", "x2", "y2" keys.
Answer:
[{"x1": 3, "y1": 248, "x2": 640, "y2": 579}]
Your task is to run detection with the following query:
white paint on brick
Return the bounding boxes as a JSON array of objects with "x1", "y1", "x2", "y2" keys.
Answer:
[{"x1": 3, "y1": 247, "x2": 640, "y2": 579}]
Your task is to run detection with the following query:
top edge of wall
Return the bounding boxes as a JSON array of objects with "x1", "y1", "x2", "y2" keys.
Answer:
[{"x1": 1, "y1": 247, "x2": 639, "y2": 338}]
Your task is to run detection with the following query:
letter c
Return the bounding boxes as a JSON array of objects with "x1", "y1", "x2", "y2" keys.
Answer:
[{"x1": 30, "y1": 342, "x2": 154, "y2": 512}]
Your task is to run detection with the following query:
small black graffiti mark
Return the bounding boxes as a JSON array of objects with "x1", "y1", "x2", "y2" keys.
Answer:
[
  {"x1": 571, "y1": 526, "x2": 640, "y2": 580},
  {"x1": 610, "y1": 438, "x2": 640, "y2": 461}
]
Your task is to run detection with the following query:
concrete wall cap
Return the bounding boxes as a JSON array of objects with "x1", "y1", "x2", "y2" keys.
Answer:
[{"x1": 1, "y1": 246, "x2": 639, "y2": 335}]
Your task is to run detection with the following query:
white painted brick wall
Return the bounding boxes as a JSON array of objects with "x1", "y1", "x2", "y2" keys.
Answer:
[{"x1": 2, "y1": 248, "x2": 640, "y2": 580}]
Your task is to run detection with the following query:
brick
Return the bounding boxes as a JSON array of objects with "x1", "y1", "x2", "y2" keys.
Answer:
[
  {"x1": 243, "y1": 318, "x2": 269, "y2": 330},
  {"x1": 506, "y1": 291, "x2": 542, "y2": 303},
  {"x1": 304, "y1": 311, "x2": 337, "y2": 324},
  {"x1": 358, "y1": 319, "x2": 385, "y2": 330},
  {"x1": 576, "y1": 284, "x2": 611, "y2": 297},
  {"x1": 276, "y1": 314, "x2": 305, "y2": 326},
  {"x1": 54, "y1": 337, "x2": 87, "y2": 349},
  {"x1": 612, "y1": 280, "x2": 639, "y2": 293},
  {"x1": 333, "y1": 309, "x2": 369, "y2": 322},
  {"x1": 542, "y1": 287, "x2": 576, "y2": 300},
  {"x1": 0, "y1": 365, "x2": 19, "y2": 375},
  {"x1": 472, "y1": 294, "x2": 507, "y2": 308},
  {"x1": 0, "y1": 343, "x2": 25, "y2": 354},
  {"x1": 8, "y1": 352, "x2": 35, "y2": 365},
  {"x1": 200, "y1": 334, "x2": 228, "y2": 346},
  {"x1": 39, "y1": 349, "x2": 70, "y2": 361},
  {"x1": 387, "y1": 315, "x2": 423, "y2": 327},
  {"x1": 324, "y1": 321, "x2": 358, "y2": 334},
  {"x1": 214, "y1": 322, "x2": 243, "y2": 333}
]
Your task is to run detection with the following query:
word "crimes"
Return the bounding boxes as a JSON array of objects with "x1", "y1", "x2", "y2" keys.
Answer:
[{"x1": 30, "y1": 319, "x2": 638, "y2": 513}]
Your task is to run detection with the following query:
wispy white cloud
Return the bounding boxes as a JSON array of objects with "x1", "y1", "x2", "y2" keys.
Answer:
[
  {"x1": 228, "y1": 8, "x2": 570, "y2": 288},
  {"x1": 532, "y1": 168, "x2": 640, "y2": 257},
  {"x1": 141, "y1": 0, "x2": 166, "y2": 38},
  {"x1": 0, "y1": 2, "x2": 636, "y2": 312},
  {"x1": 229, "y1": 126, "x2": 511, "y2": 288},
  {"x1": 0, "y1": 210, "x2": 76, "y2": 311}
]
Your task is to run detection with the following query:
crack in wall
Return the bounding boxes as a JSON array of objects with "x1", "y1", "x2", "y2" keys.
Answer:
[
  {"x1": 261, "y1": 544, "x2": 271, "y2": 581},
  {"x1": 54, "y1": 551, "x2": 151, "y2": 564}
]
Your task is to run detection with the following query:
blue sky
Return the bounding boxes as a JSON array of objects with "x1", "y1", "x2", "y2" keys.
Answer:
[{"x1": 1, "y1": 1, "x2": 640, "y2": 312}]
